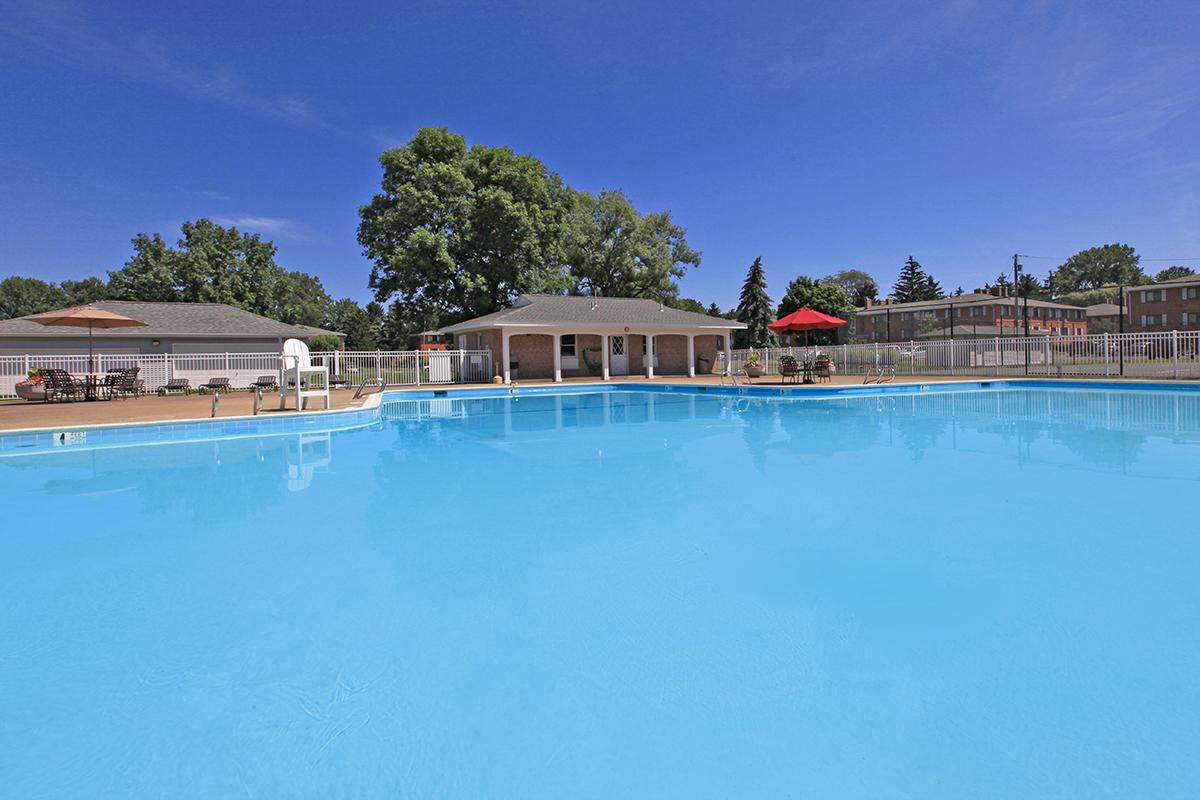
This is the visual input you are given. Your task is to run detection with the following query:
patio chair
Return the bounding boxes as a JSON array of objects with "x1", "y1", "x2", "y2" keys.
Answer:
[
  {"x1": 329, "y1": 374, "x2": 348, "y2": 388},
  {"x1": 778, "y1": 355, "x2": 802, "y2": 384},
  {"x1": 812, "y1": 355, "x2": 834, "y2": 383},
  {"x1": 99, "y1": 368, "x2": 125, "y2": 399},
  {"x1": 252, "y1": 375, "x2": 278, "y2": 391},
  {"x1": 200, "y1": 377, "x2": 231, "y2": 393},
  {"x1": 111, "y1": 367, "x2": 143, "y2": 399},
  {"x1": 160, "y1": 378, "x2": 191, "y2": 395},
  {"x1": 42, "y1": 369, "x2": 85, "y2": 402}
]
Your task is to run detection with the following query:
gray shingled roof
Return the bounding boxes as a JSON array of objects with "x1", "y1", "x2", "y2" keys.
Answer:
[
  {"x1": 1144, "y1": 273, "x2": 1200, "y2": 288},
  {"x1": 0, "y1": 301, "x2": 341, "y2": 339},
  {"x1": 439, "y1": 294, "x2": 745, "y2": 333},
  {"x1": 1086, "y1": 303, "x2": 1125, "y2": 317}
]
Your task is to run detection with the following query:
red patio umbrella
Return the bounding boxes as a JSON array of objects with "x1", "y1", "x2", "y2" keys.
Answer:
[{"x1": 768, "y1": 307, "x2": 847, "y2": 346}]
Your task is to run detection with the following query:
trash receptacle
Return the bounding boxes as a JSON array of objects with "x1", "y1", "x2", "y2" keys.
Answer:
[
  {"x1": 509, "y1": 360, "x2": 519, "y2": 380},
  {"x1": 696, "y1": 355, "x2": 711, "y2": 374}
]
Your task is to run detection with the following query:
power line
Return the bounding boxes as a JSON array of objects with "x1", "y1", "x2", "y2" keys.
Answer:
[{"x1": 1018, "y1": 253, "x2": 1200, "y2": 262}]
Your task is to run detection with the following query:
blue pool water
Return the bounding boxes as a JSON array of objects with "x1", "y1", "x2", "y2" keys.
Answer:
[{"x1": 3, "y1": 384, "x2": 1199, "y2": 798}]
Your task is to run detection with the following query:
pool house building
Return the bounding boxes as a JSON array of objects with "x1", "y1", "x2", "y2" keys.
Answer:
[{"x1": 438, "y1": 294, "x2": 746, "y2": 383}]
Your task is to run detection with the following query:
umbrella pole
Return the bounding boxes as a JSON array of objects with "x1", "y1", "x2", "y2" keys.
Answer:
[{"x1": 89, "y1": 323, "x2": 95, "y2": 373}]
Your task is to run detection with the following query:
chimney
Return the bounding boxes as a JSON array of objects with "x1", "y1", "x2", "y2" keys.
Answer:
[{"x1": 865, "y1": 298, "x2": 874, "y2": 309}]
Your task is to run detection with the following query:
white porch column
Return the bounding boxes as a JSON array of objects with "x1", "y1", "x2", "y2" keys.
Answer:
[
  {"x1": 686, "y1": 334, "x2": 696, "y2": 377},
  {"x1": 502, "y1": 330, "x2": 512, "y2": 384},
  {"x1": 645, "y1": 334, "x2": 655, "y2": 379},
  {"x1": 723, "y1": 334, "x2": 732, "y2": 376},
  {"x1": 553, "y1": 332, "x2": 563, "y2": 382},
  {"x1": 602, "y1": 334, "x2": 611, "y2": 380}
]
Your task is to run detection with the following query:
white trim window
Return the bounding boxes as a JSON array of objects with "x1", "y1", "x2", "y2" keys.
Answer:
[
  {"x1": 1141, "y1": 313, "x2": 1167, "y2": 327},
  {"x1": 1184, "y1": 287, "x2": 1200, "y2": 300},
  {"x1": 1142, "y1": 289, "x2": 1165, "y2": 302},
  {"x1": 1183, "y1": 312, "x2": 1200, "y2": 327},
  {"x1": 559, "y1": 334, "x2": 579, "y2": 370}
]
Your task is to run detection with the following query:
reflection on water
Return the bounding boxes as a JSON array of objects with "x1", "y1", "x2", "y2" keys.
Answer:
[
  {"x1": 381, "y1": 386, "x2": 1200, "y2": 479},
  {"x1": 5, "y1": 387, "x2": 1199, "y2": 507},
  {"x1": 0, "y1": 429, "x2": 339, "y2": 512}
]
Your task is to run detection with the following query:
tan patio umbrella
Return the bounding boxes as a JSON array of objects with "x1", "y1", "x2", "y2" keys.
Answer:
[{"x1": 25, "y1": 305, "x2": 148, "y2": 372}]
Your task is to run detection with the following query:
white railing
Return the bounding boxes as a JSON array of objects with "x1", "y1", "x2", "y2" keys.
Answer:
[
  {"x1": 731, "y1": 330, "x2": 1200, "y2": 380},
  {"x1": 308, "y1": 350, "x2": 493, "y2": 387},
  {"x1": 0, "y1": 349, "x2": 495, "y2": 398}
]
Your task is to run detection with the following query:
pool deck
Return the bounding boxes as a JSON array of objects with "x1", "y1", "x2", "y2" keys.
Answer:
[{"x1": 0, "y1": 374, "x2": 962, "y2": 432}]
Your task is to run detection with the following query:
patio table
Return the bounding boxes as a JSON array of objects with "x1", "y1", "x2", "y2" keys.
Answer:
[{"x1": 71, "y1": 372, "x2": 110, "y2": 401}]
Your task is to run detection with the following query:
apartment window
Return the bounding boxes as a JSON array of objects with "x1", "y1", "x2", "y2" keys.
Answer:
[
  {"x1": 1184, "y1": 287, "x2": 1200, "y2": 300},
  {"x1": 1142, "y1": 289, "x2": 1165, "y2": 302},
  {"x1": 1142, "y1": 314, "x2": 1167, "y2": 326},
  {"x1": 560, "y1": 334, "x2": 576, "y2": 357},
  {"x1": 1183, "y1": 312, "x2": 1200, "y2": 327}
]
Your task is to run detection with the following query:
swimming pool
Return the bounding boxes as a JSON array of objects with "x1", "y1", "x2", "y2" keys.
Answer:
[{"x1": 3, "y1": 382, "x2": 1198, "y2": 797}]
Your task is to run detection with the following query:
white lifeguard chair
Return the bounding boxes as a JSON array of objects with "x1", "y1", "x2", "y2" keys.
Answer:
[{"x1": 279, "y1": 338, "x2": 330, "y2": 411}]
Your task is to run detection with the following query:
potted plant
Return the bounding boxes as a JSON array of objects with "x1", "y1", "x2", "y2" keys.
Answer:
[
  {"x1": 743, "y1": 351, "x2": 766, "y2": 378},
  {"x1": 14, "y1": 368, "x2": 47, "y2": 401}
]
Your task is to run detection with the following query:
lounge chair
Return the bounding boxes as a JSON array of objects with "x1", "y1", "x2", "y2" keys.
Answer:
[
  {"x1": 160, "y1": 378, "x2": 191, "y2": 395},
  {"x1": 779, "y1": 355, "x2": 803, "y2": 384},
  {"x1": 252, "y1": 375, "x2": 278, "y2": 391},
  {"x1": 329, "y1": 374, "x2": 348, "y2": 388},
  {"x1": 200, "y1": 377, "x2": 230, "y2": 392}
]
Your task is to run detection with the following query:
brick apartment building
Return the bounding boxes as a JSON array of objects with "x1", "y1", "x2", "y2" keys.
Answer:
[
  {"x1": 854, "y1": 287, "x2": 1088, "y2": 342},
  {"x1": 1126, "y1": 273, "x2": 1200, "y2": 332}
]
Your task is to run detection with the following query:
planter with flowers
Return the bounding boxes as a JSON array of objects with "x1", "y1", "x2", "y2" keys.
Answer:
[
  {"x1": 14, "y1": 368, "x2": 47, "y2": 401},
  {"x1": 743, "y1": 351, "x2": 766, "y2": 378}
]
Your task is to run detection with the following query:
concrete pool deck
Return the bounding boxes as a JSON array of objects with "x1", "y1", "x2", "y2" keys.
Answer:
[{"x1": 2, "y1": 372, "x2": 1179, "y2": 432}]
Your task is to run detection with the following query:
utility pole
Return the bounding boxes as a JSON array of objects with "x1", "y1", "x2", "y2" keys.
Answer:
[{"x1": 1014, "y1": 254, "x2": 1030, "y2": 375}]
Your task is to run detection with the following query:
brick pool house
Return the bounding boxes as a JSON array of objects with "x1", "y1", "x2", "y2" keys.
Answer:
[{"x1": 439, "y1": 294, "x2": 746, "y2": 383}]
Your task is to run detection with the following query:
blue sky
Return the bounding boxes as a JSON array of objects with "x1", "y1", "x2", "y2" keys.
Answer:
[{"x1": 2, "y1": 0, "x2": 1199, "y2": 309}]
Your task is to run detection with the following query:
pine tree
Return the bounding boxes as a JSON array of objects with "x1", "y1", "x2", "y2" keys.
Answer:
[
  {"x1": 734, "y1": 256, "x2": 776, "y2": 348},
  {"x1": 892, "y1": 256, "x2": 943, "y2": 303}
]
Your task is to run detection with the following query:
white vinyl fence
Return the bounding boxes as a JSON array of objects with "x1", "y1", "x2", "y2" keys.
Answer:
[
  {"x1": 0, "y1": 349, "x2": 494, "y2": 399},
  {"x1": 730, "y1": 330, "x2": 1200, "y2": 380}
]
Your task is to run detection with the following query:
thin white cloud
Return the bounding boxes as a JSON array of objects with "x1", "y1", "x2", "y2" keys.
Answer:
[
  {"x1": 997, "y1": 9, "x2": 1198, "y2": 152},
  {"x1": 1, "y1": 0, "x2": 352, "y2": 137},
  {"x1": 215, "y1": 216, "x2": 318, "y2": 242},
  {"x1": 202, "y1": 190, "x2": 232, "y2": 202}
]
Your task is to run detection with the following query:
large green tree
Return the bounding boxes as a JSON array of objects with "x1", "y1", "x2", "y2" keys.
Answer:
[
  {"x1": 892, "y1": 256, "x2": 943, "y2": 303},
  {"x1": 776, "y1": 276, "x2": 853, "y2": 344},
  {"x1": 0, "y1": 276, "x2": 64, "y2": 319},
  {"x1": 777, "y1": 276, "x2": 853, "y2": 318},
  {"x1": 734, "y1": 256, "x2": 775, "y2": 348},
  {"x1": 327, "y1": 298, "x2": 383, "y2": 350},
  {"x1": 108, "y1": 220, "x2": 291, "y2": 316},
  {"x1": 825, "y1": 268, "x2": 878, "y2": 307},
  {"x1": 1048, "y1": 244, "x2": 1145, "y2": 294},
  {"x1": 358, "y1": 127, "x2": 573, "y2": 323},
  {"x1": 565, "y1": 189, "x2": 700, "y2": 301},
  {"x1": 1155, "y1": 265, "x2": 1195, "y2": 282}
]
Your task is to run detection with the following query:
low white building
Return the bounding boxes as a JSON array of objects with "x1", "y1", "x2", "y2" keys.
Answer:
[{"x1": 439, "y1": 294, "x2": 745, "y2": 383}]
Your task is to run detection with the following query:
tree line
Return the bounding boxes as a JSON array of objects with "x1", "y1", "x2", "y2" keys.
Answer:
[
  {"x1": 5, "y1": 120, "x2": 1194, "y2": 351},
  {"x1": 0, "y1": 219, "x2": 393, "y2": 350},
  {"x1": 728, "y1": 243, "x2": 1195, "y2": 348}
]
